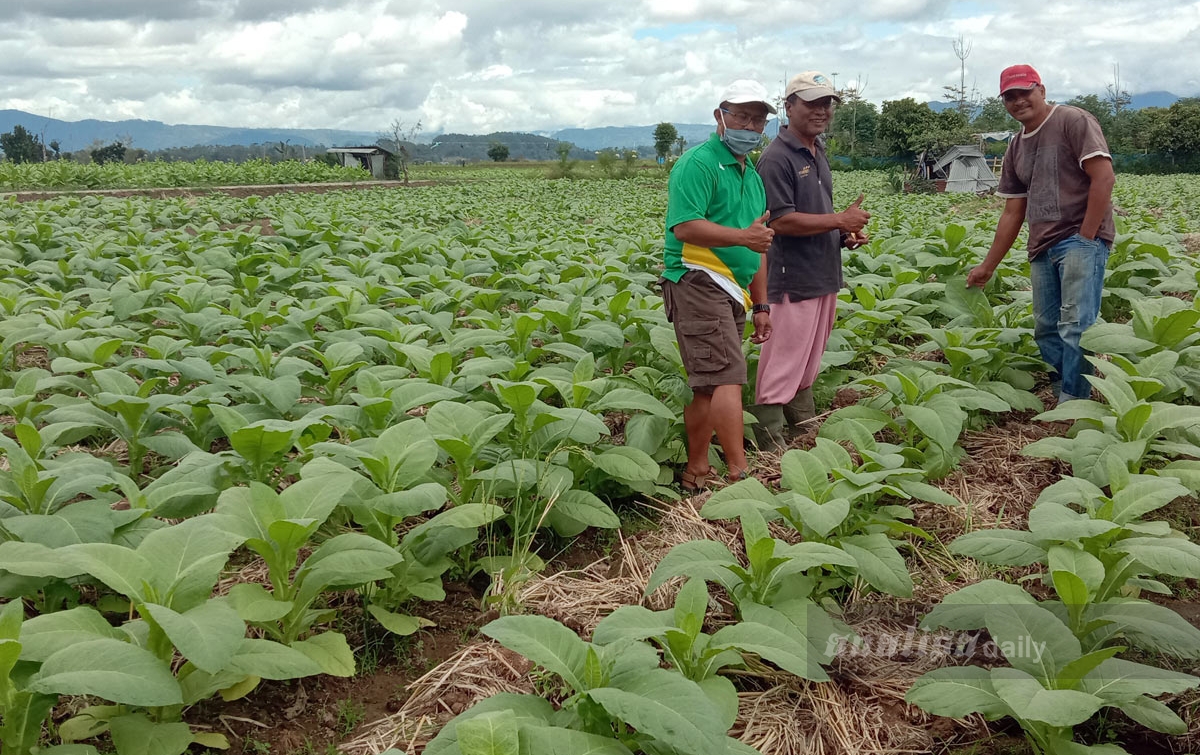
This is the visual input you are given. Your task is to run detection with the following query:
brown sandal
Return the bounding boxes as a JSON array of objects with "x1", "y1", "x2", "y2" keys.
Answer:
[
  {"x1": 726, "y1": 468, "x2": 751, "y2": 483},
  {"x1": 680, "y1": 467, "x2": 712, "y2": 493}
]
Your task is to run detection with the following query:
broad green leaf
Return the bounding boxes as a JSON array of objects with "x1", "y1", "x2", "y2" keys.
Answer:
[
  {"x1": 1086, "y1": 601, "x2": 1200, "y2": 658},
  {"x1": 787, "y1": 495, "x2": 850, "y2": 539},
  {"x1": 1117, "y1": 695, "x2": 1188, "y2": 735},
  {"x1": 222, "y1": 638, "x2": 323, "y2": 679},
  {"x1": 367, "y1": 604, "x2": 436, "y2": 637},
  {"x1": 456, "y1": 711, "x2": 520, "y2": 755},
  {"x1": 1048, "y1": 546, "x2": 1105, "y2": 597},
  {"x1": 59, "y1": 543, "x2": 155, "y2": 603},
  {"x1": 1112, "y1": 537, "x2": 1200, "y2": 578},
  {"x1": 990, "y1": 667, "x2": 1102, "y2": 727},
  {"x1": 949, "y1": 529, "x2": 1044, "y2": 566},
  {"x1": 19, "y1": 606, "x2": 124, "y2": 662},
  {"x1": 701, "y1": 477, "x2": 778, "y2": 519},
  {"x1": 481, "y1": 615, "x2": 589, "y2": 693},
  {"x1": 592, "y1": 446, "x2": 659, "y2": 482},
  {"x1": 906, "y1": 666, "x2": 1009, "y2": 719},
  {"x1": 424, "y1": 694, "x2": 556, "y2": 755},
  {"x1": 646, "y1": 540, "x2": 739, "y2": 594},
  {"x1": 712, "y1": 604, "x2": 829, "y2": 682},
  {"x1": 592, "y1": 606, "x2": 673, "y2": 645},
  {"x1": 135, "y1": 515, "x2": 243, "y2": 608},
  {"x1": 0, "y1": 541, "x2": 86, "y2": 579},
  {"x1": 28, "y1": 639, "x2": 182, "y2": 706},
  {"x1": 225, "y1": 583, "x2": 292, "y2": 623},
  {"x1": 109, "y1": 714, "x2": 193, "y2": 755},
  {"x1": 550, "y1": 489, "x2": 620, "y2": 528},
  {"x1": 921, "y1": 580, "x2": 1037, "y2": 631},
  {"x1": 1081, "y1": 657, "x2": 1200, "y2": 701},
  {"x1": 142, "y1": 600, "x2": 245, "y2": 674},
  {"x1": 1109, "y1": 476, "x2": 1189, "y2": 523},
  {"x1": 1027, "y1": 503, "x2": 1120, "y2": 542},
  {"x1": 591, "y1": 388, "x2": 675, "y2": 420},
  {"x1": 779, "y1": 448, "x2": 830, "y2": 501},
  {"x1": 588, "y1": 668, "x2": 726, "y2": 755},
  {"x1": 292, "y1": 632, "x2": 356, "y2": 677},
  {"x1": 838, "y1": 533, "x2": 913, "y2": 597},
  {"x1": 985, "y1": 604, "x2": 1080, "y2": 683}
]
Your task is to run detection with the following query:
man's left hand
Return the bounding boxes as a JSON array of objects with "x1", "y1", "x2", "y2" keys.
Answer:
[
  {"x1": 750, "y1": 311, "x2": 772, "y2": 344},
  {"x1": 842, "y1": 230, "x2": 869, "y2": 249}
]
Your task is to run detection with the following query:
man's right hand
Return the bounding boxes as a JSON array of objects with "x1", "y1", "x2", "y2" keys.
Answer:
[
  {"x1": 742, "y1": 210, "x2": 774, "y2": 253},
  {"x1": 838, "y1": 194, "x2": 870, "y2": 234},
  {"x1": 966, "y1": 265, "x2": 994, "y2": 288}
]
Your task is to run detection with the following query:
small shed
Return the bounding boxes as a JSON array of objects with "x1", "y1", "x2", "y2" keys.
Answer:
[
  {"x1": 931, "y1": 145, "x2": 999, "y2": 193},
  {"x1": 326, "y1": 146, "x2": 393, "y2": 179}
]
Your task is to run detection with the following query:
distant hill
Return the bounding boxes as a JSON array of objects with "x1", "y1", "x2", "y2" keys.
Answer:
[
  {"x1": 1129, "y1": 91, "x2": 1181, "y2": 109},
  {"x1": 412, "y1": 132, "x2": 593, "y2": 162},
  {"x1": 927, "y1": 91, "x2": 1182, "y2": 113},
  {"x1": 0, "y1": 109, "x2": 782, "y2": 156},
  {"x1": 550, "y1": 124, "x2": 716, "y2": 152},
  {"x1": 0, "y1": 110, "x2": 380, "y2": 152}
]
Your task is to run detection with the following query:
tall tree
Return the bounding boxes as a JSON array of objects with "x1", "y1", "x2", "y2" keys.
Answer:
[
  {"x1": 653, "y1": 122, "x2": 678, "y2": 161},
  {"x1": 380, "y1": 119, "x2": 421, "y2": 182},
  {"x1": 90, "y1": 141, "x2": 127, "y2": 165},
  {"x1": 831, "y1": 75, "x2": 876, "y2": 157},
  {"x1": 1105, "y1": 63, "x2": 1133, "y2": 117},
  {"x1": 877, "y1": 98, "x2": 937, "y2": 157},
  {"x1": 486, "y1": 142, "x2": 510, "y2": 162},
  {"x1": 0, "y1": 125, "x2": 45, "y2": 164},
  {"x1": 1066, "y1": 94, "x2": 1114, "y2": 131},
  {"x1": 942, "y1": 35, "x2": 978, "y2": 119},
  {"x1": 1147, "y1": 100, "x2": 1200, "y2": 159},
  {"x1": 971, "y1": 97, "x2": 1018, "y2": 132}
]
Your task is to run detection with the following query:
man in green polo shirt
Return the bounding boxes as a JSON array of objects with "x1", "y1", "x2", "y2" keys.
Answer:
[{"x1": 661, "y1": 79, "x2": 776, "y2": 492}]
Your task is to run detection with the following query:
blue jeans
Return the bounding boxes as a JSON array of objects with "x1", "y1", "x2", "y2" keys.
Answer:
[{"x1": 1030, "y1": 234, "x2": 1109, "y2": 402}]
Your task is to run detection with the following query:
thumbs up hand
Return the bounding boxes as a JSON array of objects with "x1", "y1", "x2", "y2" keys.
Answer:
[
  {"x1": 742, "y1": 210, "x2": 775, "y2": 253},
  {"x1": 838, "y1": 194, "x2": 870, "y2": 234}
]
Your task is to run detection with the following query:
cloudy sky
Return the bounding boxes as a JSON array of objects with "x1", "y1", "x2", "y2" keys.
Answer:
[{"x1": 2, "y1": 0, "x2": 1199, "y2": 136}]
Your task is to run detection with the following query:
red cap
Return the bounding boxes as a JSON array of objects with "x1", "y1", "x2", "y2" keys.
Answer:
[{"x1": 1000, "y1": 64, "x2": 1042, "y2": 94}]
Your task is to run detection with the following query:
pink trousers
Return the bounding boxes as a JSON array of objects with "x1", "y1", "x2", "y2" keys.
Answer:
[{"x1": 755, "y1": 293, "x2": 838, "y2": 405}]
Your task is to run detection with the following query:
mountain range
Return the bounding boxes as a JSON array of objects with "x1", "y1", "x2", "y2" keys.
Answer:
[
  {"x1": 928, "y1": 90, "x2": 1182, "y2": 115},
  {"x1": 0, "y1": 92, "x2": 1187, "y2": 155}
]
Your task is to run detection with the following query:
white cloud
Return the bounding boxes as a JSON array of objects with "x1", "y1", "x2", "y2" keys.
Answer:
[{"x1": 0, "y1": 0, "x2": 1197, "y2": 136}]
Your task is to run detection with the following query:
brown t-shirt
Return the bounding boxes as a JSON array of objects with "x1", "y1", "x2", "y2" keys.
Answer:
[{"x1": 997, "y1": 105, "x2": 1115, "y2": 258}]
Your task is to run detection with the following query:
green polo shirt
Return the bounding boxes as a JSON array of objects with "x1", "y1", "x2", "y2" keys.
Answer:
[{"x1": 663, "y1": 132, "x2": 766, "y2": 308}]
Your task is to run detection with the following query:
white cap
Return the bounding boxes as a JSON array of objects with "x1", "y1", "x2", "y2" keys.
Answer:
[{"x1": 719, "y1": 79, "x2": 777, "y2": 114}]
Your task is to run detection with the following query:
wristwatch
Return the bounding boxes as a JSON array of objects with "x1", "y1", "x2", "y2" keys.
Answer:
[{"x1": 752, "y1": 303, "x2": 770, "y2": 315}]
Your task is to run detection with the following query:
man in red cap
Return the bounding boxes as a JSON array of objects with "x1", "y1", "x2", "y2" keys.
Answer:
[{"x1": 967, "y1": 64, "x2": 1115, "y2": 404}]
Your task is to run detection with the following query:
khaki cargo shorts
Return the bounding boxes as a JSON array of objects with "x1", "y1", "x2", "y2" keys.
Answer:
[{"x1": 661, "y1": 270, "x2": 747, "y2": 392}]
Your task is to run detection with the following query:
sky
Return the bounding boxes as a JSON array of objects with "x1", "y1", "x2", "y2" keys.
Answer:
[{"x1": 2, "y1": 0, "x2": 1199, "y2": 136}]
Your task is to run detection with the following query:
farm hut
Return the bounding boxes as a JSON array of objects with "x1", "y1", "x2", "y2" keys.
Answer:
[
  {"x1": 326, "y1": 146, "x2": 393, "y2": 179},
  {"x1": 931, "y1": 145, "x2": 999, "y2": 193}
]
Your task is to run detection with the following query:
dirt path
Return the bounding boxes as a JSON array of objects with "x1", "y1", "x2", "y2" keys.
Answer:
[{"x1": 1, "y1": 179, "x2": 436, "y2": 202}]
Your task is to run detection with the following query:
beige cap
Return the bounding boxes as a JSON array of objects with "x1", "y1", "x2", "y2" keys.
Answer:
[
  {"x1": 719, "y1": 79, "x2": 777, "y2": 114},
  {"x1": 785, "y1": 71, "x2": 841, "y2": 102}
]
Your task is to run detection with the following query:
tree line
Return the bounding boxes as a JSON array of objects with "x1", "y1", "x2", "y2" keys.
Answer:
[{"x1": 824, "y1": 89, "x2": 1200, "y2": 172}]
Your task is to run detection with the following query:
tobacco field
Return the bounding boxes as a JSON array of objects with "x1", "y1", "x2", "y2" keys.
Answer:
[{"x1": 0, "y1": 166, "x2": 1199, "y2": 755}]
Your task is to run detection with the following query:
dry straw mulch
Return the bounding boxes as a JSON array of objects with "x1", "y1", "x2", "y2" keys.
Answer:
[
  {"x1": 346, "y1": 408, "x2": 1200, "y2": 755},
  {"x1": 347, "y1": 496, "x2": 992, "y2": 755}
]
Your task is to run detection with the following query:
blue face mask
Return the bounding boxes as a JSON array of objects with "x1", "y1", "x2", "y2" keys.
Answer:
[{"x1": 720, "y1": 113, "x2": 763, "y2": 156}]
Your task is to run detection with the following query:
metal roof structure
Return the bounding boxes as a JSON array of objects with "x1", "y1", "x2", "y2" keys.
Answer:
[
  {"x1": 932, "y1": 145, "x2": 999, "y2": 193},
  {"x1": 326, "y1": 145, "x2": 394, "y2": 155}
]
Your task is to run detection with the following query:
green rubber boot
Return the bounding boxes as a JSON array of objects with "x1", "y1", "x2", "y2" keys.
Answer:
[
  {"x1": 750, "y1": 403, "x2": 788, "y2": 455},
  {"x1": 782, "y1": 386, "x2": 816, "y2": 431}
]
